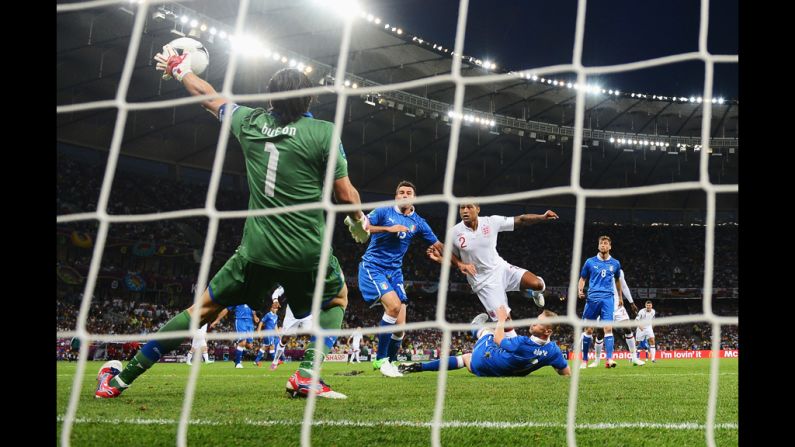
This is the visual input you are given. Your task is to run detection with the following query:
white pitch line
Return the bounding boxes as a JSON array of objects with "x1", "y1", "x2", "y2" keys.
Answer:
[{"x1": 56, "y1": 416, "x2": 737, "y2": 430}]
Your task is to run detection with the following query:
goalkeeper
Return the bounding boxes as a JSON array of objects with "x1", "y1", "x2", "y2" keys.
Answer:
[{"x1": 96, "y1": 44, "x2": 370, "y2": 400}]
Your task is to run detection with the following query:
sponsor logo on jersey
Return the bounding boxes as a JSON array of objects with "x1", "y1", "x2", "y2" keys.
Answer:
[{"x1": 482, "y1": 225, "x2": 490, "y2": 235}]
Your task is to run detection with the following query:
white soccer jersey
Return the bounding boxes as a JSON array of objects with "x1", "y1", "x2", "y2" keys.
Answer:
[
  {"x1": 612, "y1": 269, "x2": 634, "y2": 311},
  {"x1": 191, "y1": 323, "x2": 208, "y2": 348},
  {"x1": 636, "y1": 308, "x2": 656, "y2": 330},
  {"x1": 451, "y1": 215, "x2": 515, "y2": 293},
  {"x1": 282, "y1": 304, "x2": 312, "y2": 336},
  {"x1": 351, "y1": 331, "x2": 362, "y2": 350}
]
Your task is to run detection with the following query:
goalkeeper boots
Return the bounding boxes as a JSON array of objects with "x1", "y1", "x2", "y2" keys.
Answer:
[
  {"x1": 286, "y1": 371, "x2": 347, "y2": 399},
  {"x1": 95, "y1": 360, "x2": 124, "y2": 399}
]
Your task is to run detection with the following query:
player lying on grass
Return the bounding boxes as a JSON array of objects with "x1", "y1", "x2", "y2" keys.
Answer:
[{"x1": 399, "y1": 305, "x2": 571, "y2": 377}]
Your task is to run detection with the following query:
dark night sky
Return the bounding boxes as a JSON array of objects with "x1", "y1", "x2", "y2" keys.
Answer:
[{"x1": 366, "y1": 0, "x2": 738, "y2": 99}]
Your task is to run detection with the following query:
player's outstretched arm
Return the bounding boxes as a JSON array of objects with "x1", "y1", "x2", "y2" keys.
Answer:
[
  {"x1": 369, "y1": 224, "x2": 409, "y2": 234},
  {"x1": 426, "y1": 243, "x2": 476, "y2": 276},
  {"x1": 513, "y1": 210, "x2": 559, "y2": 227},
  {"x1": 335, "y1": 177, "x2": 369, "y2": 243},
  {"x1": 154, "y1": 45, "x2": 227, "y2": 118},
  {"x1": 210, "y1": 308, "x2": 228, "y2": 328}
]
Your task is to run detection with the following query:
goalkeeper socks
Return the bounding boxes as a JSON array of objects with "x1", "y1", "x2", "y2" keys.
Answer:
[
  {"x1": 235, "y1": 347, "x2": 244, "y2": 364},
  {"x1": 421, "y1": 356, "x2": 463, "y2": 372},
  {"x1": 377, "y1": 314, "x2": 397, "y2": 360},
  {"x1": 115, "y1": 310, "x2": 192, "y2": 387},
  {"x1": 582, "y1": 333, "x2": 592, "y2": 362},
  {"x1": 604, "y1": 333, "x2": 614, "y2": 360},
  {"x1": 297, "y1": 305, "x2": 345, "y2": 378},
  {"x1": 388, "y1": 335, "x2": 404, "y2": 362}
]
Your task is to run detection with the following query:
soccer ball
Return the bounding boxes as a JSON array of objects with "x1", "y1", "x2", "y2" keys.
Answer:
[{"x1": 167, "y1": 37, "x2": 209, "y2": 76}]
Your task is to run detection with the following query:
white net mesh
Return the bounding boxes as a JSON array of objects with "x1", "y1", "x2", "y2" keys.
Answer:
[{"x1": 57, "y1": 0, "x2": 738, "y2": 446}]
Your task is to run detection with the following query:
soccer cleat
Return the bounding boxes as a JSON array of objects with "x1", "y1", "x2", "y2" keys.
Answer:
[
  {"x1": 372, "y1": 358, "x2": 386, "y2": 371},
  {"x1": 186, "y1": 361, "x2": 192, "y2": 366},
  {"x1": 95, "y1": 360, "x2": 124, "y2": 399},
  {"x1": 206, "y1": 360, "x2": 214, "y2": 364},
  {"x1": 270, "y1": 362, "x2": 279, "y2": 371},
  {"x1": 379, "y1": 359, "x2": 404, "y2": 377},
  {"x1": 579, "y1": 362, "x2": 588, "y2": 369},
  {"x1": 285, "y1": 371, "x2": 347, "y2": 399},
  {"x1": 235, "y1": 363, "x2": 243, "y2": 369},
  {"x1": 529, "y1": 290, "x2": 545, "y2": 307},
  {"x1": 587, "y1": 361, "x2": 600, "y2": 368},
  {"x1": 605, "y1": 359, "x2": 617, "y2": 368},
  {"x1": 255, "y1": 361, "x2": 262, "y2": 367},
  {"x1": 631, "y1": 357, "x2": 646, "y2": 366},
  {"x1": 470, "y1": 313, "x2": 489, "y2": 338},
  {"x1": 398, "y1": 362, "x2": 423, "y2": 374}
]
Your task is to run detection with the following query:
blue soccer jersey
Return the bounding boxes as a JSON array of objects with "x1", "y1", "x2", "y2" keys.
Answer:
[
  {"x1": 229, "y1": 304, "x2": 255, "y2": 342},
  {"x1": 262, "y1": 311, "x2": 278, "y2": 331},
  {"x1": 580, "y1": 255, "x2": 622, "y2": 299},
  {"x1": 361, "y1": 206, "x2": 438, "y2": 269},
  {"x1": 470, "y1": 334, "x2": 568, "y2": 377}
]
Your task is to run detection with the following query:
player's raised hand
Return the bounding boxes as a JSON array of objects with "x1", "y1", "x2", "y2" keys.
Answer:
[
  {"x1": 154, "y1": 44, "x2": 178, "y2": 80},
  {"x1": 543, "y1": 210, "x2": 559, "y2": 220},
  {"x1": 154, "y1": 44, "x2": 193, "y2": 81},
  {"x1": 344, "y1": 213, "x2": 370, "y2": 243},
  {"x1": 496, "y1": 305, "x2": 509, "y2": 322}
]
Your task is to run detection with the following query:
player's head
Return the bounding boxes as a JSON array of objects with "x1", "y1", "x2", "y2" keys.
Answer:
[
  {"x1": 530, "y1": 309, "x2": 558, "y2": 340},
  {"x1": 459, "y1": 203, "x2": 480, "y2": 223},
  {"x1": 645, "y1": 300, "x2": 653, "y2": 310},
  {"x1": 270, "y1": 300, "x2": 281, "y2": 312},
  {"x1": 267, "y1": 68, "x2": 314, "y2": 125},
  {"x1": 598, "y1": 235, "x2": 612, "y2": 254},
  {"x1": 395, "y1": 180, "x2": 416, "y2": 210}
]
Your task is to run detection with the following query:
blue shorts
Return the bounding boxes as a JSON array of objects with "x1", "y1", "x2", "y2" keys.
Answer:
[
  {"x1": 262, "y1": 335, "x2": 279, "y2": 347},
  {"x1": 582, "y1": 296, "x2": 614, "y2": 322},
  {"x1": 235, "y1": 320, "x2": 255, "y2": 343},
  {"x1": 469, "y1": 335, "x2": 500, "y2": 377},
  {"x1": 358, "y1": 262, "x2": 408, "y2": 304}
]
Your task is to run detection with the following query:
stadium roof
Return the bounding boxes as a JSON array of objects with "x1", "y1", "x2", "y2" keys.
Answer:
[{"x1": 57, "y1": 0, "x2": 737, "y2": 211}]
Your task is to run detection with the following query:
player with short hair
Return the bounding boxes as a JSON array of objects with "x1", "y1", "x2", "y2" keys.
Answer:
[
  {"x1": 635, "y1": 300, "x2": 657, "y2": 363},
  {"x1": 578, "y1": 236, "x2": 623, "y2": 369},
  {"x1": 211, "y1": 304, "x2": 259, "y2": 368},
  {"x1": 255, "y1": 299, "x2": 281, "y2": 367},
  {"x1": 95, "y1": 57, "x2": 368, "y2": 400},
  {"x1": 399, "y1": 306, "x2": 570, "y2": 377},
  {"x1": 427, "y1": 203, "x2": 556, "y2": 337},
  {"x1": 358, "y1": 180, "x2": 448, "y2": 378}
]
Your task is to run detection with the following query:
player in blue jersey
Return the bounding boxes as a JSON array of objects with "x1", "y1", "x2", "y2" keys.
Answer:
[
  {"x1": 212, "y1": 304, "x2": 260, "y2": 368},
  {"x1": 356, "y1": 180, "x2": 458, "y2": 378},
  {"x1": 578, "y1": 236, "x2": 623, "y2": 368},
  {"x1": 255, "y1": 299, "x2": 281, "y2": 367},
  {"x1": 398, "y1": 305, "x2": 571, "y2": 377}
]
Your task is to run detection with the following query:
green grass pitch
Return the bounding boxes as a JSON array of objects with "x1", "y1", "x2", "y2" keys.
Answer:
[{"x1": 57, "y1": 359, "x2": 738, "y2": 446}]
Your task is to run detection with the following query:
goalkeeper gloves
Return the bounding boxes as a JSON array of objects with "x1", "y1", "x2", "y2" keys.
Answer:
[
  {"x1": 154, "y1": 44, "x2": 193, "y2": 82},
  {"x1": 344, "y1": 214, "x2": 370, "y2": 243}
]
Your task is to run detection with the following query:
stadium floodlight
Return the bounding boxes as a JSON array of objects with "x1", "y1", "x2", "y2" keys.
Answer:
[
  {"x1": 297, "y1": 62, "x2": 305, "y2": 70},
  {"x1": 219, "y1": 31, "x2": 227, "y2": 39},
  {"x1": 343, "y1": 80, "x2": 351, "y2": 87},
  {"x1": 397, "y1": 28, "x2": 403, "y2": 35},
  {"x1": 366, "y1": 14, "x2": 374, "y2": 21},
  {"x1": 718, "y1": 97, "x2": 725, "y2": 104},
  {"x1": 200, "y1": 24, "x2": 208, "y2": 32},
  {"x1": 304, "y1": 66, "x2": 313, "y2": 73},
  {"x1": 272, "y1": 52, "x2": 280, "y2": 60},
  {"x1": 289, "y1": 59, "x2": 297, "y2": 67},
  {"x1": 689, "y1": 97, "x2": 696, "y2": 102},
  {"x1": 614, "y1": 90, "x2": 620, "y2": 95},
  {"x1": 532, "y1": 75, "x2": 538, "y2": 81},
  {"x1": 180, "y1": 15, "x2": 189, "y2": 24},
  {"x1": 374, "y1": 17, "x2": 381, "y2": 24},
  {"x1": 609, "y1": 137, "x2": 615, "y2": 143},
  {"x1": 352, "y1": 83, "x2": 358, "y2": 89},
  {"x1": 281, "y1": 56, "x2": 288, "y2": 63},
  {"x1": 483, "y1": 60, "x2": 491, "y2": 69},
  {"x1": 190, "y1": 19, "x2": 199, "y2": 28},
  {"x1": 231, "y1": 35, "x2": 263, "y2": 56},
  {"x1": 209, "y1": 27, "x2": 217, "y2": 35},
  {"x1": 697, "y1": 97, "x2": 703, "y2": 103}
]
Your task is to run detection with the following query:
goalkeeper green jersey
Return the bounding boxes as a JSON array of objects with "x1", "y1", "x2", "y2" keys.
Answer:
[{"x1": 228, "y1": 105, "x2": 348, "y2": 271}]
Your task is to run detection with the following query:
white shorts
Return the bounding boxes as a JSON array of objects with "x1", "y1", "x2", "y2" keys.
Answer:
[
  {"x1": 636, "y1": 327, "x2": 655, "y2": 342},
  {"x1": 191, "y1": 324, "x2": 208, "y2": 349},
  {"x1": 282, "y1": 305, "x2": 312, "y2": 337},
  {"x1": 613, "y1": 306, "x2": 630, "y2": 322},
  {"x1": 474, "y1": 263, "x2": 527, "y2": 321}
]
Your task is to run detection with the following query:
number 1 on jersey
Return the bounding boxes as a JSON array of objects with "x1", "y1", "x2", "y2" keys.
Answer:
[{"x1": 263, "y1": 142, "x2": 280, "y2": 197}]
